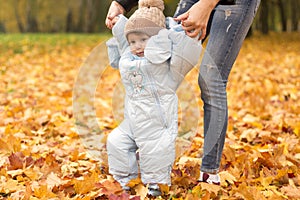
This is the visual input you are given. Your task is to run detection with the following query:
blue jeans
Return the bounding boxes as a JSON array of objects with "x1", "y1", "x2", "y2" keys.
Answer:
[{"x1": 174, "y1": 0, "x2": 260, "y2": 173}]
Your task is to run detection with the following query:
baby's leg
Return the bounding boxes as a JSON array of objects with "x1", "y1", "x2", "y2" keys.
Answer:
[
  {"x1": 106, "y1": 125, "x2": 138, "y2": 188},
  {"x1": 137, "y1": 127, "x2": 176, "y2": 186}
]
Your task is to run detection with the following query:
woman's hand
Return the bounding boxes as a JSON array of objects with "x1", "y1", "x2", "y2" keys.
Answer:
[
  {"x1": 174, "y1": 0, "x2": 219, "y2": 40},
  {"x1": 105, "y1": 1, "x2": 125, "y2": 29}
]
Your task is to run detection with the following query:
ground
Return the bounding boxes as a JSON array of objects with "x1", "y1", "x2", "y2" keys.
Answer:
[{"x1": 0, "y1": 32, "x2": 299, "y2": 199}]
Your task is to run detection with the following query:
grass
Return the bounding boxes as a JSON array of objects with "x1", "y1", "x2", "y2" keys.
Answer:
[{"x1": 0, "y1": 33, "x2": 111, "y2": 55}]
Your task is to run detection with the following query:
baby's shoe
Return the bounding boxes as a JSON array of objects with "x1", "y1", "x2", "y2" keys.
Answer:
[
  {"x1": 148, "y1": 183, "x2": 162, "y2": 197},
  {"x1": 198, "y1": 171, "x2": 220, "y2": 185},
  {"x1": 122, "y1": 185, "x2": 130, "y2": 192}
]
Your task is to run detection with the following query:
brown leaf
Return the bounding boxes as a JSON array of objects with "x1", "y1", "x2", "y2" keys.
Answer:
[
  {"x1": 108, "y1": 192, "x2": 131, "y2": 200},
  {"x1": 8, "y1": 152, "x2": 24, "y2": 170},
  {"x1": 95, "y1": 180, "x2": 123, "y2": 196}
]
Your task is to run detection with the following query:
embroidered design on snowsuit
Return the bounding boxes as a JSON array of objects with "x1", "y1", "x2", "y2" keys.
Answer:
[{"x1": 127, "y1": 68, "x2": 144, "y2": 94}]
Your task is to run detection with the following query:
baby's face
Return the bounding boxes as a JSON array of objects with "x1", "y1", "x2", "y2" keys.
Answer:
[{"x1": 127, "y1": 32, "x2": 150, "y2": 57}]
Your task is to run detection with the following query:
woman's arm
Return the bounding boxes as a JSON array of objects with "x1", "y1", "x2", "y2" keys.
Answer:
[
  {"x1": 174, "y1": 0, "x2": 219, "y2": 40},
  {"x1": 115, "y1": 0, "x2": 138, "y2": 12}
]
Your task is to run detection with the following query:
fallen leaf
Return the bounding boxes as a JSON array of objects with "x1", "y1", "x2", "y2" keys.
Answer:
[
  {"x1": 8, "y1": 152, "x2": 24, "y2": 170},
  {"x1": 199, "y1": 182, "x2": 220, "y2": 196},
  {"x1": 135, "y1": 184, "x2": 148, "y2": 200}
]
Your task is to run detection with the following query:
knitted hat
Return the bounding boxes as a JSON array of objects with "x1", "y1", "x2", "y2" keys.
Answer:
[{"x1": 124, "y1": 0, "x2": 166, "y2": 38}]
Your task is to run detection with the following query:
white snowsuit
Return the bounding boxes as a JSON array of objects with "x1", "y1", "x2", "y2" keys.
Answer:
[{"x1": 106, "y1": 15, "x2": 202, "y2": 187}]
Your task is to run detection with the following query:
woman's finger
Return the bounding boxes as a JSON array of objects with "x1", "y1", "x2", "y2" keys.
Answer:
[
  {"x1": 185, "y1": 28, "x2": 200, "y2": 38},
  {"x1": 199, "y1": 27, "x2": 206, "y2": 40},
  {"x1": 174, "y1": 12, "x2": 189, "y2": 22},
  {"x1": 181, "y1": 24, "x2": 196, "y2": 32},
  {"x1": 181, "y1": 20, "x2": 194, "y2": 28}
]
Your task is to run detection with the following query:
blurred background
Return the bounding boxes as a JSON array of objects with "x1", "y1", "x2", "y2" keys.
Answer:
[{"x1": 0, "y1": 0, "x2": 299, "y2": 35}]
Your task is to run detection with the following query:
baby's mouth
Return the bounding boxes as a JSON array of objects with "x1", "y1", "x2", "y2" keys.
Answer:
[{"x1": 136, "y1": 52, "x2": 144, "y2": 57}]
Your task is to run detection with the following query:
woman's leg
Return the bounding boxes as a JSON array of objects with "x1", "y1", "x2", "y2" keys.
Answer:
[{"x1": 198, "y1": 0, "x2": 260, "y2": 173}]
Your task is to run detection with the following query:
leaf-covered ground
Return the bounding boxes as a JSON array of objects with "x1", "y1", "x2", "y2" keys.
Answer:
[{"x1": 0, "y1": 33, "x2": 299, "y2": 200}]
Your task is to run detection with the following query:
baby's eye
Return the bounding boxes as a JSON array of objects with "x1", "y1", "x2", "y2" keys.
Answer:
[
  {"x1": 142, "y1": 38, "x2": 148, "y2": 42},
  {"x1": 129, "y1": 41, "x2": 136, "y2": 45}
]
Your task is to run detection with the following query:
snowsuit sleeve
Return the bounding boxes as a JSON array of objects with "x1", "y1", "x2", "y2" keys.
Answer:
[
  {"x1": 168, "y1": 26, "x2": 202, "y2": 78},
  {"x1": 144, "y1": 25, "x2": 202, "y2": 82},
  {"x1": 106, "y1": 15, "x2": 129, "y2": 69}
]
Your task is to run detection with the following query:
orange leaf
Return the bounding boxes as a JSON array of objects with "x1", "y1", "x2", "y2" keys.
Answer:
[
  {"x1": 201, "y1": 191, "x2": 210, "y2": 200},
  {"x1": 95, "y1": 180, "x2": 123, "y2": 196},
  {"x1": 126, "y1": 177, "x2": 142, "y2": 188},
  {"x1": 158, "y1": 184, "x2": 169, "y2": 196},
  {"x1": 73, "y1": 171, "x2": 99, "y2": 194},
  {"x1": 0, "y1": 138, "x2": 10, "y2": 152}
]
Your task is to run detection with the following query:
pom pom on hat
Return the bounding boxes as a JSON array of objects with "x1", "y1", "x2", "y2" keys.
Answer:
[
  {"x1": 125, "y1": 0, "x2": 165, "y2": 38},
  {"x1": 139, "y1": 0, "x2": 164, "y2": 11}
]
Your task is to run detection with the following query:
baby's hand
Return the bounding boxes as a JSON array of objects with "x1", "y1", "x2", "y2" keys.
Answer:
[{"x1": 108, "y1": 16, "x2": 120, "y2": 29}]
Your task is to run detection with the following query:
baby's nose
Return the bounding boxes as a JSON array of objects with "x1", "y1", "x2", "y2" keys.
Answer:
[{"x1": 136, "y1": 42, "x2": 142, "y2": 48}]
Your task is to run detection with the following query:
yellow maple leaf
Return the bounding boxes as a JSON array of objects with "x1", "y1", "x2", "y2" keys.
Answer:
[
  {"x1": 191, "y1": 185, "x2": 202, "y2": 197},
  {"x1": 73, "y1": 179, "x2": 94, "y2": 195},
  {"x1": 33, "y1": 184, "x2": 56, "y2": 198},
  {"x1": 73, "y1": 170, "x2": 99, "y2": 194},
  {"x1": 23, "y1": 167, "x2": 43, "y2": 181},
  {"x1": 126, "y1": 177, "x2": 142, "y2": 188},
  {"x1": 135, "y1": 184, "x2": 148, "y2": 200},
  {"x1": 46, "y1": 172, "x2": 67, "y2": 189},
  {"x1": 199, "y1": 182, "x2": 220, "y2": 196},
  {"x1": 219, "y1": 171, "x2": 237, "y2": 186},
  {"x1": 0, "y1": 179, "x2": 23, "y2": 193}
]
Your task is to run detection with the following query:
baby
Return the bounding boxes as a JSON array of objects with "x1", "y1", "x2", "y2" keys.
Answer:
[{"x1": 106, "y1": 0, "x2": 202, "y2": 196}]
